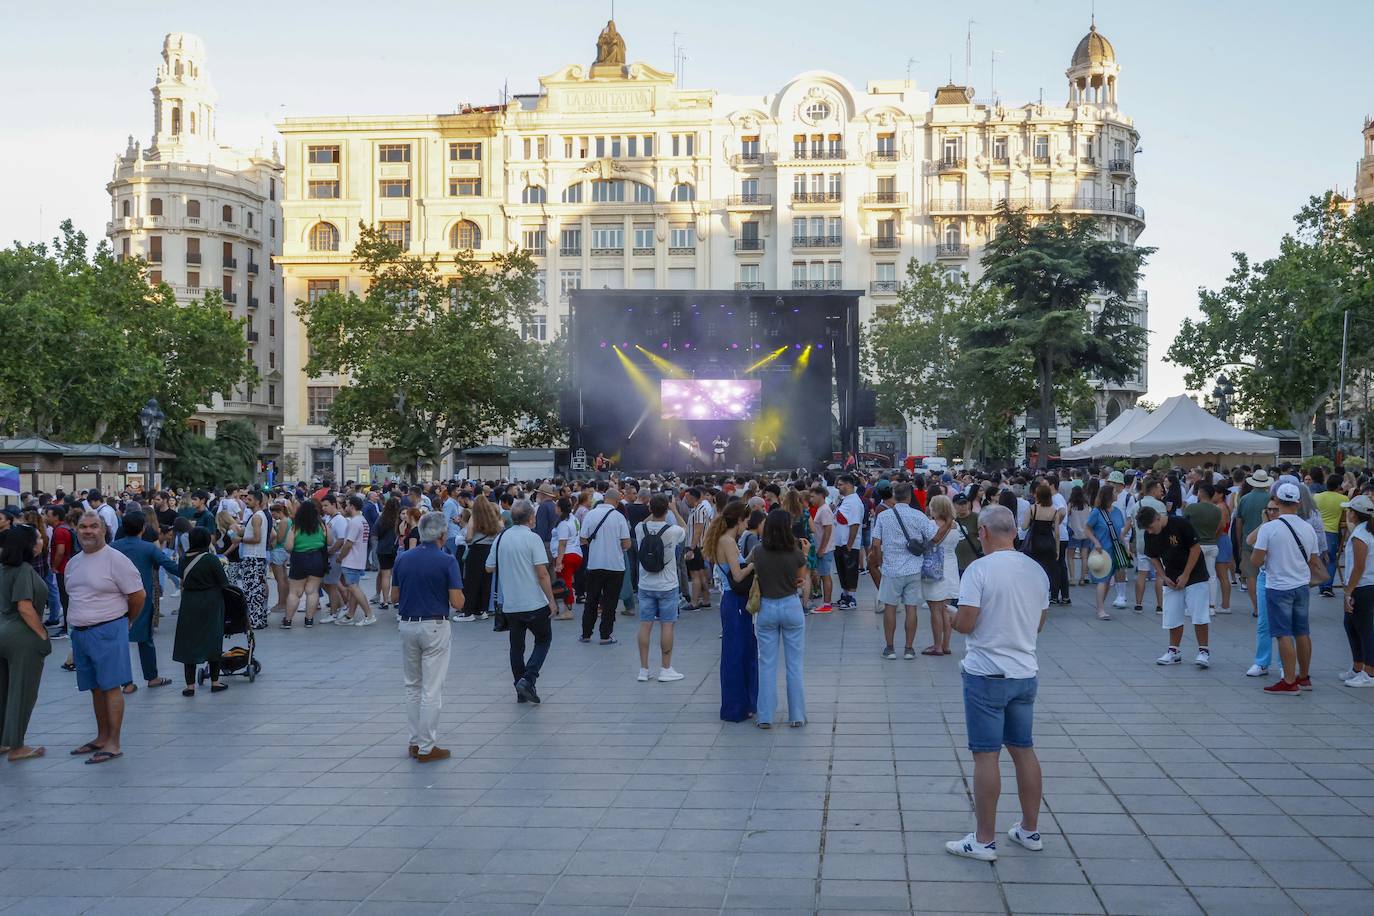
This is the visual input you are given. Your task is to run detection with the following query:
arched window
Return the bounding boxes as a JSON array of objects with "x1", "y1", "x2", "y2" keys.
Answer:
[
  {"x1": 591, "y1": 179, "x2": 625, "y2": 202},
  {"x1": 1105, "y1": 399, "x2": 1122, "y2": 423},
  {"x1": 222, "y1": 204, "x2": 233, "y2": 223},
  {"x1": 450, "y1": 220, "x2": 481, "y2": 250},
  {"x1": 309, "y1": 222, "x2": 340, "y2": 251},
  {"x1": 522, "y1": 185, "x2": 546, "y2": 204},
  {"x1": 170, "y1": 105, "x2": 181, "y2": 134},
  {"x1": 187, "y1": 199, "x2": 201, "y2": 218},
  {"x1": 943, "y1": 223, "x2": 961, "y2": 245},
  {"x1": 121, "y1": 199, "x2": 131, "y2": 217},
  {"x1": 670, "y1": 183, "x2": 694, "y2": 202},
  {"x1": 633, "y1": 182, "x2": 656, "y2": 202},
  {"x1": 149, "y1": 198, "x2": 164, "y2": 216}
]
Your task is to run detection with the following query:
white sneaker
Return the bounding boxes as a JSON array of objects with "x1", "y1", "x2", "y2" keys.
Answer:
[
  {"x1": 1344, "y1": 671, "x2": 1374, "y2": 688},
  {"x1": 333, "y1": 614, "x2": 354, "y2": 626},
  {"x1": 477, "y1": 612, "x2": 491, "y2": 621},
  {"x1": 1195, "y1": 649, "x2": 1211, "y2": 669},
  {"x1": 1007, "y1": 823, "x2": 1043, "y2": 851},
  {"x1": 1112, "y1": 595, "x2": 1128, "y2": 609},
  {"x1": 1339, "y1": 668, "x2": 1358, "y2": 681},
  {"x1": 1156, "y1": 648, "x2": 1182, "y2": 666},
  {"x1": 944, "y1": 832, "x2": 997, "y2": 861},
  {"x1": 658, "y1": 667, "x2": 685, "y2": 682},
  {"x1": 355, "y1": 615, "x2": 377, "y2": 627},
  {"x1": 637, "y1": 668, "x2": 650, "y2": 682},
  {"x1": 318, "y1": 613, "x2": 338, "y2": 624},
  {"x1": 1215, "y1": 607, "x2": 1233, "y2": 614},
  {"x1": 1246, "y1": 664, "x2": 1269, "y2": 677}
]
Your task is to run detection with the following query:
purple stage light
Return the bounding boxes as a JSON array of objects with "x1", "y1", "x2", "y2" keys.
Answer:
[
  {"x1": 600, "y1": 341, "x2": 607, "y2": 348},
  {"x1": 661, "y1": 342, "x2": 669, "y2": 349},
  {"x1": 794, "y1": 344, "x2": 802, "y2": 349},
  {"x1": 731, "y1": 343, "x2": 739, "y2": 350}
]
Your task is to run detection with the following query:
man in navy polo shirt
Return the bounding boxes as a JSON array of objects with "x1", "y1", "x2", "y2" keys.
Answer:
[{"x1": 390, "y1": 511, "x2": 464, "y2": 763}]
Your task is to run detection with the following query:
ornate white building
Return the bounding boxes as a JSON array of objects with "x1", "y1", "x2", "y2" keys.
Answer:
[
  {"x1": 107, "y1": 33, "x2": 284, "y2": 457},
  {"x1": 1357, "y1": 117, "x2": 1374, "y2": 206},
  {"x1": 277, "y1": 19, "x2": 1146, "y2": 476}
]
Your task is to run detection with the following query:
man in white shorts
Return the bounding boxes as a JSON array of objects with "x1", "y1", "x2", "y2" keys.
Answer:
[
  {"x1": 1140, "y1": 506, "x2": 1212, "y2": 668},
  {"x1": 870, "y1": 482, "x2": 941, "y2": 660}
]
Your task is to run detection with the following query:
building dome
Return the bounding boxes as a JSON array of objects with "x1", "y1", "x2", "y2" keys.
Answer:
[{"x1": 1071, "y1": 25, "x2": 1115, "y2": 68}]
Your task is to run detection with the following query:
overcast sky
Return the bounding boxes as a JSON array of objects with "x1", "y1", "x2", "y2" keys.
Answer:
[{"x1": 3, "y1": 0, "x2": 1370, "y2": 402}]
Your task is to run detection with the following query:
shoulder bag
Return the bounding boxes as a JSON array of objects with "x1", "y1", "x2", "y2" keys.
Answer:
[
  {"x1": 1276, "y1": 517, "x2": 1327, "y2": 586},
  {"x1": 489, "y1": 530, "x2": 509, "y2": 632}
]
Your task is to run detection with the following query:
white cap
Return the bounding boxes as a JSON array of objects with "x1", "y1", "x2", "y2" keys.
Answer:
[{"x1": 1274, "y1": 482, "x2": 1302, "y2": 503}]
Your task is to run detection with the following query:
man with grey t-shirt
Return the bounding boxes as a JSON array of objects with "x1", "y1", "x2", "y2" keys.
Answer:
[{"x1": 487, "y1": 500, "x2": 558, "y2": 704}]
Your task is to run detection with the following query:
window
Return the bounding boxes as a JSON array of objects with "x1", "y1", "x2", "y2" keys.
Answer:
[
  {"x1": 1033, "y1": 135, "x2": 1050, "y2": 159},
  {"x1": 187, "y1": 271, "x2": 200, "y2": 287},
  {"x1": 561, "y1": 182, "x2": 584, "y2": 203},
  {"x1": 826, "y1": 261, "x2": 842, "y2": 286},
  {"x1": 643, "y1": 135, "x2": 654, "y2": 156},
  {"x1": 942, "y1": 136, "x2": 962, "y2": 162},
  {"x1": 944, "y1": 223, "x2": 962, "y2": 245},
  {"x1": 627, "y1": 136, "x2": 638, "y2": 157},
  {"x1": 271, "y1": 218, "x2": 276, "y2": 239},
  {"x1": 669, "y1": 226, "x2": 693, "y2": 250},
  {"x1": 270, "y1": 178, "x2": 276, "y2": 201},
  {"x1": 876, "y1": 218, "x2": 895, "y2": 240},
  {"x1": 522, "y1": 226, "x2": 547, "y2": 253},
  {"x1": 1113, "y1": 138, "x2": 1126, "y2": 159},
  {"x1": 521, "y1": 315, "x2": 547, "y2": 341},
  {"x1": 149, "y1": 197, "x2": 163, "y2": 216},
  {"x1": 591, "y1": 225, "x2": 623, "y2": 252},
  {"x1": 247, "y1": 212, "x2": 254, "y2": 229},
  {"x1": 610, "y1": 136, "x2": 622, "y2": 158},
  {"x1": 792, "y1": 216, "x2": 807, "y2": 240},
  {"x1": 308, "y1": 180, "x2": 339, "y2": 199},
  {"x1": 222, "y1": 275, "x2": 233, "y2": 296},
  {"x1": 149, "y1": 270, "x2": 162, "y2": 285},
  {"x1": 521, "y1": 137, "x2": 545, "y2": 160},
  {"x1": 171, "y1": 106, "x2": 181, "y2": 134},
  {"x1": 992, "y1": 136, "x2": 1008, "y2": 160},
  {"x1": 450, "y1": 142, "x2": 482, "y2": 160},
  {"x1": 670, "y1": 183, "x2": 695, "y2": 202},
  {"x1": 268, "y1": 384, "x2": 276, "y2": 405},
  {"x1": 309, "y1": 222, "x2": 339, "y2": 251},
  {"x1": 222, "y1": 204, "x2": 233, "y2": 223},
  {"x1": 121, "y1": 238, "x2": 130, "y2": 259},
  {"x1": 186, "y1": 237, "x2": 200, "y2": 261},
  {"x1": 449, "y1": 178, "x2": 481, "y2": 196},
  {"x1": 741, "y1": 220, "x2": 759, "y2": 241},
  {"x1": 741, "y1": 178, "x2": 759, "y2": 197},
  {"x1": 591, "y1": 180, "x2": 625, "y2": 202},
  {"x1": 741, "y1": 136, "x2": 760, "y2": 157},
  {"x1": 269, "y1": 318, "x2": 276, "y2": 337},
  {"x1": 876, "y1": 262, "x2": 897, "y2": 282},
  {"x1": 307, "y1": 279, "x2": 339, "y2": 303},
  {"x1": 378, "y1": 144, "x2": 411, "y2": 162},
  {"x1": 739, "y1": 263, "x2": 760, "y2": 284},
  {"x1": 380, "y1": 220, "x2": 411, "y2": 249},
  {"x1": 633, "y1": 225, "x2": 654, "y2": 251},
  {"x1": 670, "y1": 133, "x2": 695, "y2": 156},
  {"x1": 805, "y1": 100, "x2": 832, "y2": 121},
  {"x1": 877, "y1": 175, "x2": 896, "y2": 196},
  {"x1": 560, "y1": 227, "x2": 582, "y2": 254},
  {"x1": 522, "y1": 185, "x2": 547, "y2": 204},
  {"x1": 121, "y1": 199, "x2": 131, "y2": 217},
  {"x1": 148, "y1": 236, "x2": 163, "y2": 263},
  {"x1": 307, "y1": 386, "x2": 338, "y2": 425},
  {"x1": 308, "y1": 145, "x2": 340, "y2": 164},
  {"x1": 633, "y1": 182, "x2": 655, "y2": 203},
  {"x1": 595, "y1": 137, "x2": 606, "y2": 158},
  {"x1": 827, "y1": 173, "x2": 842, "y2": 195},
  {"x1": 449, "y1": 220, "x2": 481, "y2": 250},
  {"x1": 379, "y1": 179, "x2": 410, "y2": 198},
  {"x1": 876, "y1": 133, "x2": 895, "y2": 155},
  {"x1": 791, "y1": 262, "x2": 808, "y2": 286},
  {"x1": 559, "y1": 269, "x2": 582, "y2": 299},
  {"x1": 269, "y1": 285, "x2": 275, "y2": 304}
]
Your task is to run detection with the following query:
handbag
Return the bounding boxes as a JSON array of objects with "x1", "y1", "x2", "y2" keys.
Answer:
[
  {"x1": 489, "y1": 530, "x2": 509, "y2": 632},
  {"x1": 892, "y1": 507, "x2": 943, "y2": 580},
  {"x1": 746, "y1": 576, "x2": 762, "y2": 615}
]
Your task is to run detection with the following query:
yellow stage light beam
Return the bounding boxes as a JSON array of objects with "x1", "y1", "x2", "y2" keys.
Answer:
[
  {"x1": 791, "y1": 344, "x2": 813, "y2": 378},
  {"x1": 612, "y1": 346, "x2": 660, "y2": 402},
  {"x1": 745, "y1": 345, "x2": 789, "y2": 374},
  {"x1": 633, "y1": 344, "x2": 689, "y2": 378}
]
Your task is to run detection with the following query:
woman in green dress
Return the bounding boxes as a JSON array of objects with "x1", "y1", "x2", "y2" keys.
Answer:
[
  {"x1": 173, "y1": 528, "x2": 228, "y2": 696},
  {"x1": 0, "y1": 525, "x2": 52, "y2": 761}
]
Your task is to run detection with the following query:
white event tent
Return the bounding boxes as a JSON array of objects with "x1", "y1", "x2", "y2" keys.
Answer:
[{"x1": 1060, "y1": 395, "x2": 1278, "y2": 461}]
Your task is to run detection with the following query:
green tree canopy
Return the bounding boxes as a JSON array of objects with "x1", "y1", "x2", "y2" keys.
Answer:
[
  {"x1": 0, "y1": 221, "x2": 256, "y2": 442},
  {"x1": 1167, "y1": 194, "x2": 1374, "y2": 457},
  {"x1": 970, "y1": 205, "x2": 1152, "y2": 467},
  {"x1": 296, "y1": 223, "x2": 564, "y2": 478}
]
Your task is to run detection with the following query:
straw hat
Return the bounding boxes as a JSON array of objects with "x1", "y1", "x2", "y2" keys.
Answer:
[
  {"x1": 1086, "y1": 549, "x2": 1114, "y2": 579},
  {"x1": 1245, "y1": 469, "x2": 1273, "y2": 488}
]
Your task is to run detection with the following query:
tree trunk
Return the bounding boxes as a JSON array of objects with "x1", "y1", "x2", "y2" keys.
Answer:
[
  {"x1": 1038, "y1": 353, "x2": 1054, "y2": 470},
  {"x1": 1291, "y1": 409, "x2": 1315, "y2": 459},
  {"x1": 962, "y1": 433, "x2": 975, "y2": 463}
]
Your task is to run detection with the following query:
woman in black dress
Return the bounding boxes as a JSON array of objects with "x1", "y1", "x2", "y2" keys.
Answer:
[{"x1": 173, "y1": 528, "x2": 228, "y2": 696}]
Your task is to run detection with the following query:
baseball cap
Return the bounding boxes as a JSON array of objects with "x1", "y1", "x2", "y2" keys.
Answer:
[
  {"x1": 1341, "y1": 494, "x2": 1374, "y2": 514},
  {"x1": 1274, "y1": 482, "x2": 1302, "y2": 503},
  {"x1": 1, "y1": 505, "x2": 21, "y2": 519},
  {"x1": 1107, "y1": 471, "x2": 1126, "y2": 484},
  {"x1": 952, "y1": 493, "x2": 970, "y2": 505}
]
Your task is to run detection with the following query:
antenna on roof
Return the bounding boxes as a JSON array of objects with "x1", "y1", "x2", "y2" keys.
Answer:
[
  {"x1": 964, "y1": 19, "x2": 976, "y2": 88},
  {"x1": 991, "y1": 50, "x2": 1002, "y2": 104},
  {"x1": 1091, "y1": 0, "x2": 1096, "y2": 28},
  {"x1": 948, "y1": 54, "x2": 953, "y2": 84},
  {"x1": 906, "y1": 57, "x2": 918, "y2": 85}
]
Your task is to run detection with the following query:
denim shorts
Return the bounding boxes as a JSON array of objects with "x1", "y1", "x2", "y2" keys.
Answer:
[
  {"x1": 342, "y1": 567, "x2": 365, "y2": 586},
  {"x1": 962, "y1": 668, "x2": 1037, "y2": 753},
  {"x1": 815, "y1": 553, "x2": 835, "y2": 576},
  {"x1": 71, "y1": 617, "x2": 133, "y2": 692},
  {"x1": 1266, "y1": 585, "x2": 1311, "y2": 638},
  {"x1": 637, "y1": 587, "x2": 680, "y2": 622},
  {"x1": 1215, "y1": 534, "x2": 1234, "y2": 565}
]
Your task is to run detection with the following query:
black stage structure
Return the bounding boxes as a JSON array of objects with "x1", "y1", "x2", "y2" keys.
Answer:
[{"x1": 565, "y1": 289, "x2": 862, "y2": 474}]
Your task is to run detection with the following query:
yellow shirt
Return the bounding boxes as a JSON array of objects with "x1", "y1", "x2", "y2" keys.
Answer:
[{"x1": 1314, "y1": 490, "x2": 1345, "y2": 534}]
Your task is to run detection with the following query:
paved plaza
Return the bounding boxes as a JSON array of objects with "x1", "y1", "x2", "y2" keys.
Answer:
[{"x1": 2, "y1": 574, "x2": 1372, "y2": 916}]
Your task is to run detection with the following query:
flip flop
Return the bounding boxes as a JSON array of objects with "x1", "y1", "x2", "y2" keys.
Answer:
[
  {"x1": 85, "y1": 751, "x2": 123, "y2": 765},
  {"x1": 121, "y1": 683, "x2": 137, "y2": 695},
  {"x1": 70, "y1": 742, "x2": 103, "y2": 756},
  {"x1": 921, "y1": 646, "x2": 942, "y2": 656}
]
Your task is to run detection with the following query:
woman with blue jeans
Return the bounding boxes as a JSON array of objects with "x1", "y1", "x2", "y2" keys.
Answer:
[{"x1": 747, "y1": 509, "x2": 808, "y2": 728}]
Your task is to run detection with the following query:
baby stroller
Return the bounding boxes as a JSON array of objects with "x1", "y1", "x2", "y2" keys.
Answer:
[{"x1": 198, "y1": 583, "x2": 261, "y2": 684}]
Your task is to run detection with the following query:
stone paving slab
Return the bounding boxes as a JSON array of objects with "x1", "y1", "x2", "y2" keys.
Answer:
[{"x1": 1, "y1": 574, "x2": 1371, "y2": 915}]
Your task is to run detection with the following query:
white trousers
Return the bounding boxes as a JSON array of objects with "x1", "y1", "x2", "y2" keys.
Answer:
[
  {"x1": 399, "y1": 618, "x2": 452, "y2": 754},
  {"x1": 1200, "y1": 544, "x2": 1219, "y2": 608}
]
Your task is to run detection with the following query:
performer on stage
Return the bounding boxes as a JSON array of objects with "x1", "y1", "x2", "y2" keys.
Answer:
[
  {"x1": 757, "y1": 434, "x2": 778, "y2": 466},
  {"x1": 689, "y1": 436, "x2": 702, "y2": 469},
  {"x1": 712, "y1": 434, "x2": 730, "y2": 468}
]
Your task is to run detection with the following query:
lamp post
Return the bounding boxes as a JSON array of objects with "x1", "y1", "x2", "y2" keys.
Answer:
[
  {"x1": 137, "y1": 398, "x2": 166, "y2": 493},
  {"x1": 1210, "y1": 373, "x2": 1235, "y2": 424}
]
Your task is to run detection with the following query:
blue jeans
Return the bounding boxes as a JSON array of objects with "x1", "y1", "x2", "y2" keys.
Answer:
[
  {"x1": 44, "y1": 571, "x2": 61, "y2": 626},
  {"x1": 1322, "y1": 532, "x2": 1340, "y2": 589},
  {"x1": 1254, "y1": 571, "x2": 1272, "y2": 668},
  {"x1": 756, "y1": 594, "x2": 806, "y2": 725},
  {"x1": 1267, "y1": 584, "x2": 1311, "y2": 638}
]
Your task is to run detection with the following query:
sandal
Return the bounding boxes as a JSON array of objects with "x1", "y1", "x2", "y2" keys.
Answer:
[
  {"x1": 70, "y1": 742, "x2": 103, "y2": 756},
  {"x1": 121, "y1": 683, "x2": 137, "y2": 695},
  {"x1": 61, "y1": 661, "x2": 76, "y2": 672},
  {"x1": 147, "y1": 678, "x2": 172, "y2": 688},
  {"x1": 85, "y1": 750, "x2": 123, "y2": 765},
  {"x1": 921, "y1": 646, "x2": 942, "y2": 656},
  {"x1": 182, "y1": 687, "x2": 195, "y2": 697}
]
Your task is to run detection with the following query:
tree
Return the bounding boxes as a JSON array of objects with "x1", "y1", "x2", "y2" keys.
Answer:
[
  {"x1": 970, "y1": 205, "x2": 1153, "y2": 468},
  {"x1": 160, "y1": 420, "x2": 258, "y2": 489},
  {"x1": 296, "y1": 224, "x2": 564, "y2": 470},
  {"x1": 865, "y1": 261, "x2": 1033, "y2": 462},
  {"x1": 1167, "y1": 195, "x2": 1374, "y2": 457},
  {"x1": 0, "y1": 221, "x2": 255, "y2": 442}
]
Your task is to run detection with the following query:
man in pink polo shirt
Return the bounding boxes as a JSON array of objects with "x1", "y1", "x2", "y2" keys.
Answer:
[{"x1": 65, "y1": 511, "x2": 145, "y2": 764}]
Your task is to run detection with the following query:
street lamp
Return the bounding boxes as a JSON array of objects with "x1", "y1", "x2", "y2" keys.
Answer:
[
  {"x1": 1210, "y1": 373, "x2": 1235, "y2": 424},
  {"x1": 137, "y1": 398, "x2": 166, "y2": 493}
]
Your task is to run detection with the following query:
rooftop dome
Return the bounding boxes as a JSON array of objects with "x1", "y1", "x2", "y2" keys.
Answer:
[{"x1": 1071, "y1": 24, "x2": 1116, "y2": 67}]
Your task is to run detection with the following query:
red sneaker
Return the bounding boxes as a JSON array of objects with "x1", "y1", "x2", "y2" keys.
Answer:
[
  {"x1": 1263, "y1": 680, "x2": 1302, "y2": 695},
  {"x1": 1296, "y1": 676, "x2": 1313, "y2": 691},
  {"x1": 812, "y1": 604, "x2": 833, "y2": 614}
]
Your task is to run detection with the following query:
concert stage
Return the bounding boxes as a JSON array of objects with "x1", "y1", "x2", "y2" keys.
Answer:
[{"x1": 564, "y1": 289, "x2": 863, "y2": 473}]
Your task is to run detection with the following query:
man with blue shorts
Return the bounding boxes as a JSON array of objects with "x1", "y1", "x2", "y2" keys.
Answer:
[
  {"x1": 634, "y1": 495, "x2": 686, "y2": 683},
  {"x1": 946, "y1": 505, "x2": 1048, "y2": 862},
  {"x1": 64, "y1": 511, "x2": 147, "y2": 765},
  {"x1": 1252, "y1": 481, "x2": 1322, "y2": 695}
]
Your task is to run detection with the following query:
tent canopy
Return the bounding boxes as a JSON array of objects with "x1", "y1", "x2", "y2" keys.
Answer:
[
  {"x1": 1061, "y1": 408, "x2": 1142, "y2": 460},
  {"x1": 1061, "y1": 396, "x2": 1278, "y2": 460}
]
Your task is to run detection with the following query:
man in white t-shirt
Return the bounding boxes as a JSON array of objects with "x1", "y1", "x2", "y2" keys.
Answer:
[
  {"x1": 870, "y1": 482, "x2": 945, "y2": 659},
  {"x1": 579, "y1": 490, "x2": 632, "y2": 644},
  {"x1": 809, "y1": 486, "x2": 837, "y2": 612},
  {"x1": 319, "y1": 495, "x2": 351, "y2": 623},
  {"x1": 1252, "y1": 481, "x2": 1322, "y2": 695},
  {"x1": 333, "y1": 495, "x2": 376, "y2": 626},
  {"x1": 834, "y1": 474, "x2": 865, "y2": 610},
  {"x1": 946, "y1": 504, "x2": 1048, "y2": 863},
  {"x1": 634, "y1": 494, "x2": 687, "y2": 682}
]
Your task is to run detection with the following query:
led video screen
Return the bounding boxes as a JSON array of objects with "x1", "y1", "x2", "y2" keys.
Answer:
[{"x1": 660, "y1": 379, "x2": 761, "y2": 420}]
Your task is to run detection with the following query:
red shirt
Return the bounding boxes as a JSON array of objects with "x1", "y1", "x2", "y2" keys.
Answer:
[
  {"x1": 913, "y1": 490, "x2": 928, "y2": 511},
  {"x1": 50, "y1": 524, "x2": 74, "y2": 574}
]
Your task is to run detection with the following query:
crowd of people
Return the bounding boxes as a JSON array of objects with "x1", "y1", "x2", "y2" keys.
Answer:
[{"x1": 1, "y1": 458, "x2": 1370, "y2": 858}]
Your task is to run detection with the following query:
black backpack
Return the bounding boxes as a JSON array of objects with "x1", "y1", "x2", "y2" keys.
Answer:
[{"x1": 638, "y1": 522, "x2": 670, "y2": 573}]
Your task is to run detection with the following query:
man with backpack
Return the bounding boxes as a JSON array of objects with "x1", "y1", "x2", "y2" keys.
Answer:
[{"x1": 634, "y1": 494, "x2": 687, "y2": 682}]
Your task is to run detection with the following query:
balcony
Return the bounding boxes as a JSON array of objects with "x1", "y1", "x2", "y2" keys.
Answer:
[
  {"x1": 668, "y1": 246, "x2": 695, "y2": 256},
  {"x1": 928, "y1": 196, "x2": 1144, "y2": 221},
  {"x1": 174, "y1": 285, "x2": 203, "y2": 299},
  {"x1": 1108, "y1": 158, "x2": 1133, "y2": 175},
  {"x1": 523, "y1": 246, "x2": 547, "y2": 256},
  {"x1": 792, "y1": 235, "x2": 843, "y2": 250},
  {"x1": 559, "y1": 246, "x2": 582, "y2": 256},
  {"x1": 792, "y1": 280, "x2": 843, "y2": 290},
  {"x1": 936, "y1": 243, "x2": 970, "y2": 259},
  {"x1": 632, "y1": 247, "x2": 654, "y2": 257},
  {"x1": 248, "y1": 297, "x2": 260, "y2": 309},
  {"x1": 1079, "y1": 156, "x2": 1098, "y2": 167},
  {"x1": 869, "y1": 237, "x2": 901, "y2": 251},
  {"x1": 247, "y1": 331, "x2": 260, "y2": 343},
  {"x1": 735, "y1": 238, "x2": 765, "y2": 252},
  {"x1": 247, "y1": 262, "x2": 259, "y2": 275},
  {"x1": 792, "y1": 148, "x2": 846, "y2": 161},
  {"x1": 791, "y1": 191, "x2": 842, "y2": 205},
  {"x1": 590, "y1": 247, "x2": 624, "y2": 257},
  {"x1": 726, "y1": 193, "x2": 774, "y2": 208},
  {"x1": 1032, "y1": 156, "x2": 1052, "y2": 167},
  {"x1": 735, "y1": 281, "x2": 765, "y2": 290},
  {"x1": 186, "y1": 216, "x2": 201, "y2": 226},
  {"x1": 937, "y1": 157, "x2": 966, "y2": 173},
  {"x1": 730, "y1": 152, "x2": 775, "y2": 167},
  {"x1": 186, "y1": 251, "x2": 202, "y2": 265},
  {"x1": 989, "y1": 156, "x2": 1011, "y2": 169},
  {"x1": 223, "y1": 292, "x2": 238, "y2": 304},
  {"x1": 223, "y1": 257, "x2": 238, "y2": 269},
  {"x1": 860, "y1": 191, "x2": 909, "y2": 207},
  {"x1": 868, "y1": 150, "x2": 899, "y2": 163},
  {"x1": 870, "y1": 280, "x2": 900, "y2": 294}
]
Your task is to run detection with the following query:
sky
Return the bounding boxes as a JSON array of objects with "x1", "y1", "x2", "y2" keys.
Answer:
[{"x1": 3, "y1": 0, "x2": 1370, "y2": 403}]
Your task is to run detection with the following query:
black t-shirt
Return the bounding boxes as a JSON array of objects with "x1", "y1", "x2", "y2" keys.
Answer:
[
  {"x1": 156, "y1": 507, "x2": 177, "y2": 528},
  {"x1": 1144, "y1": 517, "x2": 1208, "y2": 586},
  {"x1": 623, "y1": 502, "x2": 651, "y2": 531}
]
